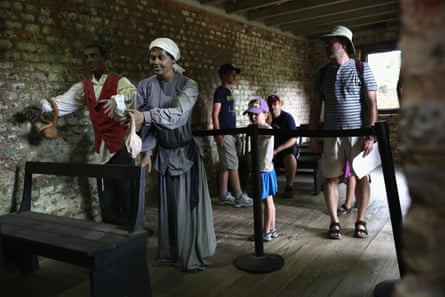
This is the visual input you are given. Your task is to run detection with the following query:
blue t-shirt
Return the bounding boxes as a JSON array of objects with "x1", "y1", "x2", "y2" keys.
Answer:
[
  {"x1": 271, "y1": 110, "x2": 297, "y2": 148},
  {"x1": 213, "y1": 86, "x2": 236, "y2": 129}
]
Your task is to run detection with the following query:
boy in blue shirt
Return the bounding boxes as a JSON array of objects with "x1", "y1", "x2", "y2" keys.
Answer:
[{"x1": 212, "y1": 64, "x2": 253, "y2": 207}]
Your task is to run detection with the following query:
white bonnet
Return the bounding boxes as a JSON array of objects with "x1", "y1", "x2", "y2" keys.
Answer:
[
  {"x1": 149, "y1": 37, "x2": 180, "y2": 61},
  {"x1": 149, "y1": 37, "x2": 184, "y2": 73}
]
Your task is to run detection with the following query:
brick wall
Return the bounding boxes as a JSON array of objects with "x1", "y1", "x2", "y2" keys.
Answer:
[
  {"x1": 0, "y1": 0, "x2": 309, "y2": 215},
  {"x1": 0, "y1": 0, "x2": 402, "y2": 216}
]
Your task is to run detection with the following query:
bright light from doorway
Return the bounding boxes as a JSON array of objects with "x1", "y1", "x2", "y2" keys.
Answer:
[{"x1": 367, "y1": 50, "x2": 401, "y2": 110}]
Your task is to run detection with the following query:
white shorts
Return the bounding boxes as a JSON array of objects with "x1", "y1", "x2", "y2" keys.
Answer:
[{"x1": 322, "y1": 136, "x2": 363, "y2": 178}]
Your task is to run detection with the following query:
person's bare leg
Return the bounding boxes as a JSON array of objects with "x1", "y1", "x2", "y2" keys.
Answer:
[
  {"x1": 283, "y1": 154, "x2": 297, "y2": 188},
  {"x1": 354, "y1": 175, "x2": 370, "y2": 237},
  {"x1": 344, "y1": 175, "x2": 356, "y2": 209},
  {"x1": 219, "y1": 169, "x2": 229, "y2": 196},
  {"x1": 229, "y1": 169, "x2": 242, "y2": 195},
  {"x1": 263, "y1": 197, "x2": 275, "y2": 232},
  {"x1": 355, "y1": 175, "x2": 370, "y2": 221},
  {"x1": 324, "y1": 177, "x2": 341, "y2": 238}
]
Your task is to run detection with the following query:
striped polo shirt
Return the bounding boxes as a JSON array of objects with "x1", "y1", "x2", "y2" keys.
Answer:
[{"x1": 314, "y1": 59, "x2": 377, "y2": 130}]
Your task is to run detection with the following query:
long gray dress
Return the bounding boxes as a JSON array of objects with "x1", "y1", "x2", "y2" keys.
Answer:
[{"x1": 137, "y1": 73, "x2": 216, "y2": 271}]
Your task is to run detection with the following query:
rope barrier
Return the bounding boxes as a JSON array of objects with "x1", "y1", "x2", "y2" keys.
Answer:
[{"x1": 193, "y1": 121, "x2": 403, "y2": 275}]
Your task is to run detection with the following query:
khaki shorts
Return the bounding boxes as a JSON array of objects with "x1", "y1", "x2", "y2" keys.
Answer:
[
  {"x1": 322, "y1": 136, "x2": 363, "y2": 178},
  {"x1": 216, "y1": 135, "x2": 239, "y2": 170}
]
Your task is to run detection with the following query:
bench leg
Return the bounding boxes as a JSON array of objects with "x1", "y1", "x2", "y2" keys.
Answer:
[
  {"x1": 313, "y1": 171, "x2": 319, "y2": 195},
  {"x1": 89, "y1": 263, "x2": 123, "y2": 297},
  {"x1": 313, "y1": 166, "x2": 323, "y2": 196},
  {"x1": 19, "y1": 253, "x2": 39, "y2": 274},
  {"x1": 5, "y1": 249, "x2": 39, "y2": 274},
  {"x1": 123, "y1": 249, "x2": 152, "y2": 297},
  {"x1": 0, "y1": 237, "x2": 5, "y2": 296},
  {"x1": 89, "y1": 249, "x2": 151, "y2": 297}
]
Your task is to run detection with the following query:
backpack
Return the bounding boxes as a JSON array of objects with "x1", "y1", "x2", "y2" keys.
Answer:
[
  {"x1": 319, "y1": 59, "x2": 364, "y2": 95},
  {"x1": 318, "y1": 59, "x2": 368, "y2": 119}
]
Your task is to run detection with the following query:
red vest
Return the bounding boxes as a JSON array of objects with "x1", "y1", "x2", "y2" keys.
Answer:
[{"x1": 83, "y1": 75, "x2": 128, "y2": 153}]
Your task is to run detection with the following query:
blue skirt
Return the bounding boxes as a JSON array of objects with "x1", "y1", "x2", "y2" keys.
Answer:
[{"x1": 260, "y1": 169, "x2": 278, "y2": 200}]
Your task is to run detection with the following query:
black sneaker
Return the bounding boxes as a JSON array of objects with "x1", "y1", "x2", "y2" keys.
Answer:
[{"x1": 282, "y1": 186, "x2": 294, "y2": 199}]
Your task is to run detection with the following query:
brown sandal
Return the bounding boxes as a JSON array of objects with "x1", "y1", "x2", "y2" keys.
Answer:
[
  {"x1": 328, "y1": 222, "x2": 342, "y2": 239},
  {"x1": 354, "y1": 220, "x2": 369, "y2": 238}
]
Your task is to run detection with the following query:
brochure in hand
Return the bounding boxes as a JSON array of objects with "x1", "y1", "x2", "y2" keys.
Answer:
[{"x1": 352, "y1": 142, "x2": 381, "y2": 179}]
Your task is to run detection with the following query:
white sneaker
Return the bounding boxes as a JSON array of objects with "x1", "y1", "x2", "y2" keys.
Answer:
[
  {"x1": 218, "y1": 192, "x2": 236, "y2": 204},
  {"x1": 270, "y1": 228, "x2": 279, "y2": 238},
  {"x1": 248, "y1": 232, "x2": 272, "y2": 242},
  {"x1": 263, "y1": 232, "x2": 272, "y2": 242},
  {"x1": 234, "y1": 192, "x2": 253, "y2": 208}
]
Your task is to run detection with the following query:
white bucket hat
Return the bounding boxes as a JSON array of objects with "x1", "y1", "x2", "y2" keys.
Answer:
[{"x1": 320, "y1": 25, "x2": 355, "y2": 55}]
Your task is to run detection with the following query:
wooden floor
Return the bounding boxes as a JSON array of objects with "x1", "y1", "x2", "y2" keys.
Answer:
[{"x1": 4, "y1": 167, "x2": 410, "y2": 297}]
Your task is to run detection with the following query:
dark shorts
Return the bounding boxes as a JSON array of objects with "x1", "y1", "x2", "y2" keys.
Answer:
[{"x1": 274, "y1": 144, "x2": 299, "y2": 167}]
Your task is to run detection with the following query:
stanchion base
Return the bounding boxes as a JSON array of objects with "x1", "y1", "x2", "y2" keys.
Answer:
[
  {"x1": 233, "y1": 253, "x2": 284, "y2": 274},
  {"x1": 374, "y1": 279, "x2": 399, "y2": 297}
]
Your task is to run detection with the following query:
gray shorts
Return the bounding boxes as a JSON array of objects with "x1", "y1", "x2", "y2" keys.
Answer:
[
  {"x1": 322, "y1": 136, "x2": 363, "y2": 178},
  {"x1": 216, "y1": 135, "x2": 239, "y2": 170}
]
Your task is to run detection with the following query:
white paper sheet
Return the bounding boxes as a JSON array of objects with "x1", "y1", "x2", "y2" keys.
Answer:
[{"x1": 352, "y1": 142, "x2": 381, "y2": 179}]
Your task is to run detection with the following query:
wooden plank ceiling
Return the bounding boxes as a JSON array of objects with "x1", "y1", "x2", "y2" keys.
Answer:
[{"x1": 198, "y1": 0, "x2": 400, "y2": 39}]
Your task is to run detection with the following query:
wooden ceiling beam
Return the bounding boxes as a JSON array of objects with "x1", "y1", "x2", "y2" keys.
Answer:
[
  {"x1": 301, "y1": 21, "x2": 399, "y2": 39},
  {"x1": 246, "y1": 0, "x2": 349, "y2": 20},
  {"x1": 279, "y1": 5, "x2": 398, "y2": 31},
  {"x1": 199, "y1": 0, "x2": 221, "y2": 4},
  {"x1": 289, "y1": 12, "x2": 399, "y2": 37},
  {"x1": 194, "y1": 0, "x2": 400, "y2": 39},
  {"x1": 225, "y1": 0, "x2": 289, "y2": 13},
  {"x1": 264, "y1": 0, "x2": 398, "y2": 26}
]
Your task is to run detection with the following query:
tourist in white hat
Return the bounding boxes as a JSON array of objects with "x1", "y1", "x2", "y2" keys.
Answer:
[
  {"x1": 308, "y1": 26, "x2": 378, "y2": 239},
  {"x1": 127, "y1": 37, "x2": 216, "y2": 272}
]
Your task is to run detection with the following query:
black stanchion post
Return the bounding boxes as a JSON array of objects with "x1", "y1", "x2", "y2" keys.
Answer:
[
  {"x1": 250, "y1": 124, "x2": 265, "y2": 256},
  {"x1": 0, "y1": 224, "x2": 5, "y2": 296},
  {"x1": 233, "y1": 124, "x2": 284, "y2": 273},
  {"x1": 373, "y1": 120, "x2": 404, "y2": 297}
]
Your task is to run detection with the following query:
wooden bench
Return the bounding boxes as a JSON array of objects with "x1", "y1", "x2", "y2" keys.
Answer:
[
  {"x1": 294, "y1": 124, "x2": 323, "y2": 195},
  {"x1": 0, "y1": 161, "x2": 151, "y2": 297},
  {"x1": 296, "y1": 143, "x2": 323, "y2": 195}
]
